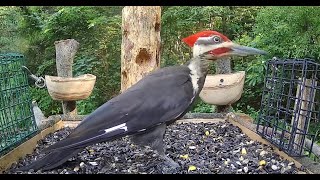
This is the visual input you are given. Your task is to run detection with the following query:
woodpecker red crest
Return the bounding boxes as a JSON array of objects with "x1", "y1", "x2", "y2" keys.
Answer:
[
  {"x1": 182, "y1": 30, "x2": 233, "y2": 57},
  {"x1": 182, "y1": 30, "x2": 231, "y2": 47}
]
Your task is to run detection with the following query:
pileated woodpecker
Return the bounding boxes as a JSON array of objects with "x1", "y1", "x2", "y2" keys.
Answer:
[{"x1": 17, "y1": 30, "x2": 267, "y2": 172}]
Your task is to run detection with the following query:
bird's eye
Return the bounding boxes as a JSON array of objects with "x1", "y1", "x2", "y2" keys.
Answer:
[{"x1": 212, "y1": 36, "x2": 221, "y2": 43}]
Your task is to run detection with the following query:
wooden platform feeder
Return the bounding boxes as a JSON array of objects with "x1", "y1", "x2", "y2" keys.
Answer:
[{"x1": 1, "y1": 113, "x2": 319, "y2": 174}]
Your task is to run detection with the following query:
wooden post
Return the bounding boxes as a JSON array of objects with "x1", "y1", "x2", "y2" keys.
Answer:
[
  {"x1": 54, "y1": 39, "x2": 79, "y2": 119},
  {"x1": 215, "y1": 58, "x2": 232, "y2": 113},
  {"x1": 121, "y1": 6, "x2": 161, "y2": 92},
  {"x1": 291, "y1": 78, "x2": 317, "y2": 152}
]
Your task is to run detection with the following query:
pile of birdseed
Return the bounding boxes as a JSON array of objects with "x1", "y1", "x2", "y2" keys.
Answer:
[{"x1": 5, "y1": 121, "x2": 308, "y2": 174}]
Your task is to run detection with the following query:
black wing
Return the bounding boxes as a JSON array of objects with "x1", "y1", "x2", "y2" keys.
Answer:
[{"x1": 45, "y1": 65, "x2": 195, "y2": 151}]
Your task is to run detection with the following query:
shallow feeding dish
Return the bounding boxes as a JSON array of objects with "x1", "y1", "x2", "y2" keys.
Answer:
[
  {"x1": 200, "y1": 71, "x2": 245, "y2": 105},
  {"x1": 45, "y1": 74, "x2": 96, "y2": 101}
]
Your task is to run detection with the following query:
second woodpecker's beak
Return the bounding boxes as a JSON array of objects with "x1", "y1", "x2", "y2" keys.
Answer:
[{"x1": 210, "y1": 41, "x2": 268, "y2": 58}]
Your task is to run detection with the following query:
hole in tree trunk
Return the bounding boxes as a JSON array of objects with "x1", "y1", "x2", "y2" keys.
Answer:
[
  {"x1": 155, "y1": 22, "x2": 160, "y2": 32},
  {"x1": 123, "y1": 29, "x2": 129, "y2": 37},
  {"x1": 122, "y1": 70, "x2": 128, "y2": 80},
  {"x1": 136, "y1": 48, "x2": 151, "y2": 65}
]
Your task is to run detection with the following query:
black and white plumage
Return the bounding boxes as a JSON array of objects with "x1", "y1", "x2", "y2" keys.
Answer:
[{"x1": 17, "y1": 30, "x2": 267, "y2": 172}]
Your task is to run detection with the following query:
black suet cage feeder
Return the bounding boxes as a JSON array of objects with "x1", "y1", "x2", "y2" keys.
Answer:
[{"x1": 257, "y1": 58, "x2": 320, "y2": 157}]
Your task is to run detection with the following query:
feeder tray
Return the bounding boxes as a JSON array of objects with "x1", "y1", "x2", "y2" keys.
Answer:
[
  {"x1": 200, "y1": 71, "x2": 245, "y2": 105},
  {"x1": 45, "y1": 74, "x2": 96, "y2": 101}
]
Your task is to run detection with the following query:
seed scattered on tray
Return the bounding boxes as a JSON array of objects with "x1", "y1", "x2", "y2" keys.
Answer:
[{"x1": 5, "y1": 121, "x2": 308, "y2": 174}]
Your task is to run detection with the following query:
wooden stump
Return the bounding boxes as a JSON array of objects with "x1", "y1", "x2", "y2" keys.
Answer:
[
  {"x1": 54, "y1": 39, "x2": 79, "y2": 119},
  {"x1": 121, "y1": 6, "x2": 161, "y2": 92},
  {"x1": 291, "y1": 78, "x2": 317, "y2": 152},
  {"x1": 215, "y1": 58, "x2": 232, "y2": 113}
]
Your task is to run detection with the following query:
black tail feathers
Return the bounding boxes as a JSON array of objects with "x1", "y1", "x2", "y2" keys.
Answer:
[{"x1": 15, "y1": 148, "x2": 82, "y2": 172}]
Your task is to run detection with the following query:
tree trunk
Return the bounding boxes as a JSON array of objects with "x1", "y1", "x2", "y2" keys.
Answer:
[
  {"x1": 215, "y1": 58, "x2": 232, "y2": 113},
  {"x1": 121, "y1": 6, "x2": 161, "y2": 92},
  {"x1": 54, "y1": 39, "x2": 79, "y2": 119}
]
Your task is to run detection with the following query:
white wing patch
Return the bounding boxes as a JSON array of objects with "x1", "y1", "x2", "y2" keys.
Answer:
[
  {"x1": 52, "y1": 123, "x2": 128, "y2": 150},
  {"x1": 138, "y1": 128, "x2": 146, "y2": 132},
  {"x1": 104, "y1": 123, "x2": 128, "y2": 134}
]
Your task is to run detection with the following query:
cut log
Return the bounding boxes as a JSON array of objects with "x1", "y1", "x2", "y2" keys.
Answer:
[
  {"x1": 121, "y1": 6, "x2": 161, "y2": 92},
  {"x1": 54, "y1": 39, "x2": 80, "y2": 119}
]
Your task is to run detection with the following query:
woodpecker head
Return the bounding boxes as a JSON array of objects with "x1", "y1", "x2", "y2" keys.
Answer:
[{"x1": 182, "y1": 30, "x2": 268, "y2": 60}]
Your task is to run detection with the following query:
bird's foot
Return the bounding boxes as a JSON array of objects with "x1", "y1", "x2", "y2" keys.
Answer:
[{"x1": 158, "y1": 155, "x2": 180, "y2": 174}]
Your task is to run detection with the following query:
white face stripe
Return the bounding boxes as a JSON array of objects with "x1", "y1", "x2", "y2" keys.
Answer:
[
  {"x1": 104, "y1": 123, "x2": 128, "y2": 134},
  {"x1": 193, "y1": 41, "x2": 234, "y2": 57}
]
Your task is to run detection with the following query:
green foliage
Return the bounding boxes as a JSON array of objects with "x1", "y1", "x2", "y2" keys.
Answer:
[
  {"x1": 253, "y1": 6, "x2": 320, "y2": 61},
  {"x1": 0, "y1": 7, "x2": 27, "y2": 53},
  {"x1": 191, "y1": 99, "x2": 214, "y2": 113},
  {"x1": 308, "y1": 121, "x2": 320, "y2": 146},
  {"x1": 234, "y1": 104, "x2": 260, "y2": 121}
]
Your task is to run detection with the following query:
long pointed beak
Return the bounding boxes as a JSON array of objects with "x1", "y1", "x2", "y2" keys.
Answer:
[
  {"x1": 211, "y1": 41, "x2": 268, "y2": 57},
  {"x1": 230, "y1": 43, "x2": 268, "y2": 56}
]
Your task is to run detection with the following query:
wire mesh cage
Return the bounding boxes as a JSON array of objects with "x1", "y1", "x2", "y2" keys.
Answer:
[
  {"x1": 256, "y1": 58, "x2": 319, "y2": 157},
  {"x1": 0, "y1": 53, "x2": 38, "y2": 155}
]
